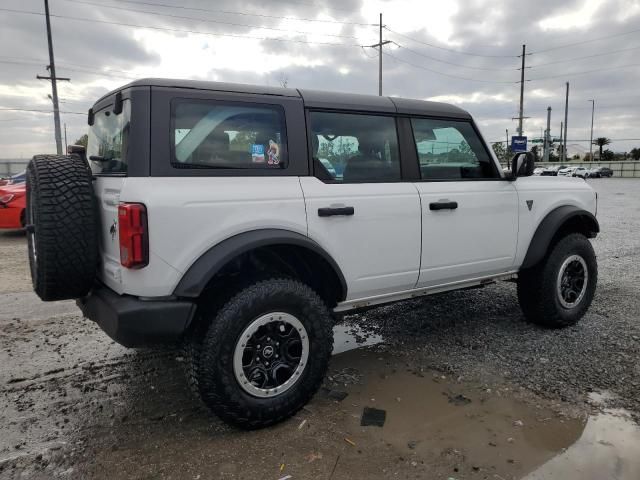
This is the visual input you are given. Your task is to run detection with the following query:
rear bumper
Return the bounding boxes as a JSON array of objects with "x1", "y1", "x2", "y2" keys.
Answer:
[{"x1": 77, "y1": 286, "x2": 196, "y2": 348}]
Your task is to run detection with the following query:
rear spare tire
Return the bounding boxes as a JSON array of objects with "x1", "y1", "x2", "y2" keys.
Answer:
[{"x1": 26, "y1": 154, "x2": 98, "y2": 301}]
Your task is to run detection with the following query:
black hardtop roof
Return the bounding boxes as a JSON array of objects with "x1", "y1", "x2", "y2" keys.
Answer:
[{"x1": 96, "y1": 78, "x2": 471, "y2": 119}]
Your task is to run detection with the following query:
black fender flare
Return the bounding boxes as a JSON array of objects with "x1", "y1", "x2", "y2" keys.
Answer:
[
  {"x1": 173, "y1": 229, "x2": 347, "y2": 300},
  {"x1": 521, "y1": 205, "x2": 599, "y2": 269}
]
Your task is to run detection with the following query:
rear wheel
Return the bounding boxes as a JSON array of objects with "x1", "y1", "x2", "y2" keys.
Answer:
[
  {"x1": 188, "y1": 278, "x2": 333, "y2": 429},
  {"x1": 518, "y1": 233, "x2": 597, "y2": 328},
  {"x1": 26, "y1": 154, "x2": 98, "y2": 301}
]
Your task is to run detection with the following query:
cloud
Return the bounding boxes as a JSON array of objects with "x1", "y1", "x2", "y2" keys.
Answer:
[{"x1": 0, "y1": 0, "x2": 639, "y2": 157}]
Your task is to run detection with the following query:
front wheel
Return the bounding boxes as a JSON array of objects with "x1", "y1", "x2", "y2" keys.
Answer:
[
  {"x1": 188, "y1": 278, "x2": 333, "y2": 429},
  {"x1": 518, "y1": 233, "x2": 597, "y2": 328}
]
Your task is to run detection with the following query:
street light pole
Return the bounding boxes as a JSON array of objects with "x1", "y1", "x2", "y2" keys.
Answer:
[
  {"x1": 588, "y1": 99, "x2": 595, "y2": 161},
  {"x1": 563, "y1": 82, "x2": 569, "y2": 163},
  {"x1": 544, "y1": 107, "x2": 551, "y2": 162}
]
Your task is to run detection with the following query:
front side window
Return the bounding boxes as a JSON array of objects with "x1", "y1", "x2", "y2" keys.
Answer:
[
  {"x1": 88, "y1": 99, "x2": 130, "y2": 174},
  {"x1": 172, "y1": 101, "x2": 287, "y2": 169},
  {"x1": 411, "y1": 118, "x2": 498, "y2": 180},
  {"x1": 309, "y1": 111, "x2": 401, "y2": 183}
]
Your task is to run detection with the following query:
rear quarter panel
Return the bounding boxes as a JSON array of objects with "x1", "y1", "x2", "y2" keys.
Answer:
[
  {"x1": 513, "y1": 176, "x2": 597, "y2": 267},
  {"x1": 116, "y1": 177, "x2": 307, "y2": 297}
]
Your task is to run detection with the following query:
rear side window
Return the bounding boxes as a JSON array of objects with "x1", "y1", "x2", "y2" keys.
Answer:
[
  {"x1": 172, "y1": 101, "x2": 287, "y2": 169},
  {"x1": 411, "y1": 118, "x2": 498, "y2": 180},
  {"x1": 309, "y1": 111, "x2": 400, "y2": 183},
  {"x1": 88, "y1": 100, "x2": 130, "y2": 174}
]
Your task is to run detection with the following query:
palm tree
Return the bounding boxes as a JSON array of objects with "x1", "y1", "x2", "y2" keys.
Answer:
[{"x1": 593, "y1": 137, "x2": 611, "y2": 160}]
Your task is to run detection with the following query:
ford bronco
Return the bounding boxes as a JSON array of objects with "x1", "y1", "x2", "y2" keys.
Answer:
[{"x1": 25, "y1": 79, "x2": 599, "y2": 429}]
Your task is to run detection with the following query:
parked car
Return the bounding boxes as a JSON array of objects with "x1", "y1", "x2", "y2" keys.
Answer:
[
  {"x1": 25, "y1": 79, "x2": 600, "y2": 429},
  {"x1": 0, "y1": 182, "x2": 26, "y2": 229},
  {"x1": 572, "y1": 167, "x2": 589, "y2": 179},
  {"x1": 541, "y1": 165, "x2": 566, "y2": 176},
  {"x1": 0, "y1": 171, "x2": 26, "y2": 186},
  {"x1": 589, "y1": 166, "x2": 613, "y2": 178},
  {"x1": 533, "y1": 167, "x2": 544, "y2": 176},
  {"x1": 558, "y1": 166, "x2": 574, "y2": 176}
]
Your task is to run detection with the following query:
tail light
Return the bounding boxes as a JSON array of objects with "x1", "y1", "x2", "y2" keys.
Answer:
[{"x1": 118, "y1": 203, "x2": 148, "y2": 269}]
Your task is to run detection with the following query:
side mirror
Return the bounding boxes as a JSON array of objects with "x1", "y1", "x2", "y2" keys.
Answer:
[
  {"x1": 67, "y1": 144, "x2": 87, "y2": 163},
  {"x1": 510, "y1": 152, "x2": 535, "y2": 179}
]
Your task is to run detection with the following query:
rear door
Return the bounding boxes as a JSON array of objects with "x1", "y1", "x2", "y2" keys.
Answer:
[
  {"x1": 408, "y1": 117, "x2": 519, "y2": 287},
  {"x1": 88, "y1": 87, "x2": 152, "y2": 294},
  {"x1": 300, "y1": 110, "x2": 421, "y2": 300},
  {"x1": 88, "y1": 96, "x2": 133, "y2": 294}
]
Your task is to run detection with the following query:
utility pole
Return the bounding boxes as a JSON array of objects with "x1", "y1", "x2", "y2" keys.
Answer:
[
  {"x1": 379, "y1": 13, "x2": 383, "y2": 96},
  {"x1": 63, "y1": 123, "x2": 68, "y2": 152},
  {"x1": 559, "y1": 121, "x2": 563, "y2": 161},
  {"x1": 506, "y1": 129, "x2": 509, "y2": 168},
  {"x1": 544, "y1": 106, "x2": 551, "y2": 162},
  {"x1": 563, "y1": 82, "x2": 569, "y2": 163},
  {"x1": 518, "y1": 44, "x2": 526, "y2": 136},
  {"x1": 37, "y1": 0, "x2": 70, "y2": 155},
  {"x1": 588, "y1": 99, "x2": 595, "y2": 161},
  {"x1": 366, "y1": 13, "x2": 391, "y2": 96}
]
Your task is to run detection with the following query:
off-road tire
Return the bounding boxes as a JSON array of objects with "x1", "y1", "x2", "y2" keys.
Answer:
[
  {"x1": 518, "y1": 233, "x2": 597, "y2": 328},
  {"x1": 26, "y1": 154, "x2": 98, "y2": 301},
  {"x1": 188, "y1": 278, "x2": 333, "y2": 429}
]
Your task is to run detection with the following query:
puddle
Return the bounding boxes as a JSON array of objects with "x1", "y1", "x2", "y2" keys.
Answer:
[
  {"x1": 329, "y1": 348, "x2": 587, "y2": 478},
  {"x1": 525, "y1": 407, "x2": 640, "y2": 479},
  {"x1": 332, "y1": 323, "x2": 384, "y2": 354},
  {"x1": 327, "y1": 350, "x2": 640, "y2": 479}
]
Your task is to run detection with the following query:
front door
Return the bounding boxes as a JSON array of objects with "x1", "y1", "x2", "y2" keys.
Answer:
[
  {"x1": 408, "y1": 117, "x2": 519, "y2": 287},
  {"x1": 301, "y1": 111, "x2": 421, "y2": 300}
]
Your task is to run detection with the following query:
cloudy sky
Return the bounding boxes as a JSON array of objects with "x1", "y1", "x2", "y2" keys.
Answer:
[{"x1": 1, "y1": 0, "x2": 639, "y2": 158}]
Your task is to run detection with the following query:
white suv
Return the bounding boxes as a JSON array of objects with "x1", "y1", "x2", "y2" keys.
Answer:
[{"x1": 25, "y1": 79, "x2": 599, "y2": 429}]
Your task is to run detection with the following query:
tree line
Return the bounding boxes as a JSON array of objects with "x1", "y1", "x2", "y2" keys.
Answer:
[{"x1": 492, "y1": 137, "x2": 640, "y2": 162}]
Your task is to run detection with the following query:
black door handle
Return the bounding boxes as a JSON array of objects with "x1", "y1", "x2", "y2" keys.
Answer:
[
  {"x1": 318, "y1": 206, "x2": 355, "y2": 217},
  {"x1": 429, "y1": 201, "x2": 458, "y2": 211}
]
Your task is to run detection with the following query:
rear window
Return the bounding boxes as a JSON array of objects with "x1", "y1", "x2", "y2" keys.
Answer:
[
  {"x1": 88, "y1": 100, "x2": 130, "y2": 175},
  {"x1": 171, "y1": 100, "x2": 287, "y2": 169}
]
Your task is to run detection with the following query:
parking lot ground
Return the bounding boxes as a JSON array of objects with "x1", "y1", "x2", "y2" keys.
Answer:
[{"x1": 1, "y1": 178, "x2": 639, "y2": 479}]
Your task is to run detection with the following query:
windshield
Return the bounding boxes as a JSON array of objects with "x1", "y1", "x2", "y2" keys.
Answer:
[{"x1": 87, "y1": 99, "x2": 131, "y2": 174}]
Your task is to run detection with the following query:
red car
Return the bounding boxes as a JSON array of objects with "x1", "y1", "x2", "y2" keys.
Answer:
[{"x1": 0, "y1": 182, "x2": 26, "y2": 229}]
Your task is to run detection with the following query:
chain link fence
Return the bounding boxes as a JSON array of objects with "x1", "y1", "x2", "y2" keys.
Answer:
[{"x1": 500, "y1": 161, "x2": 640, "y2": 178}]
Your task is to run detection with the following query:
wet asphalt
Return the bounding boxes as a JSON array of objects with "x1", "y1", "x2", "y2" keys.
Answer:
[{"x1": 0, "y1": 178, "x2": 639, "y2": 479}]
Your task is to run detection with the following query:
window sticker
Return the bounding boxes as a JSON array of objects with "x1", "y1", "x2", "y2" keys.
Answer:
[
  {"x1": 267, "y1": 139, "x2": 280, "y2": 166},
  {"x1": 251, "y1": 143, "x2": 265, "y2": 163}
]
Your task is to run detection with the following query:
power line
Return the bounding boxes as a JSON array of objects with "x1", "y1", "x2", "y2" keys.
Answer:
[
  {"x1": 529, "y1": 27, "x2": 640, "y2": 54},
  {"x1": 260, "y1": 0, "x2": 359, "y2": 14},
  {"x1": 391, "y1": 41, "x2": 517, "y2": 72},
  {"x1": 60, "y1": 0, "x2": 359, "y2": 38},
  {"x1": 383, "y1": 51, "x2": 518, "y2": 84},
  {"x1": 528, "y1": 45, "x2": 640, "y2": 69},
  {"x1": 0, "y1": 55, "x2": 141, "y2": 77},
  {"x1": 0, "y1": 107, "x2": 86, "y2": 115},
  {"x1": 93, "y1": 0, "x2": 373, "y2": 26},
  {"x1": 0, "y1": 7, "x2": 362, "y2": 47},
  {"x1": 384, "y1": 26, "x2": 518, "y2": 58},
  {"x1": 529, "y1": 63, "x2": 640, "y2": 81},
  {"x1": 0, "y1": 58, "x2": 135, "y2": 80}
]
